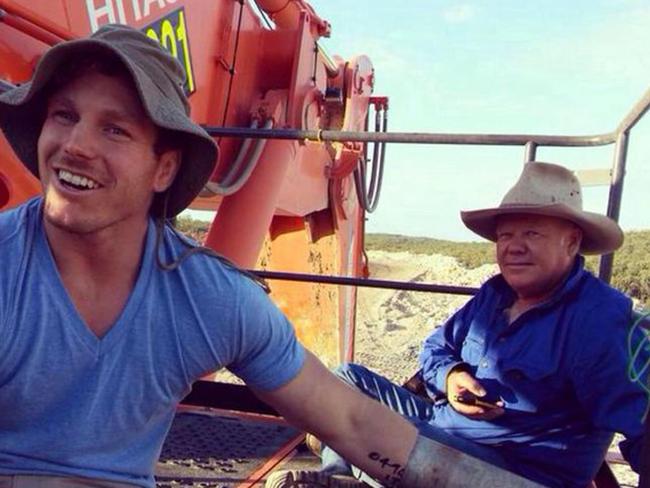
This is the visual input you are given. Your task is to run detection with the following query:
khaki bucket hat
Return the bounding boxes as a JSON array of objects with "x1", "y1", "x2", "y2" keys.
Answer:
[
  {"x1": 0, "y1": 23, "x2": 218, "y2": 218},
  {"x1": 461, "y1": 162, "x2": 623, "y2": 255}
]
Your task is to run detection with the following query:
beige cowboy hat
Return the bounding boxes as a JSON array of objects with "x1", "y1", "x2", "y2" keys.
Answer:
[
  {"x1": 0, "y1": 24, "x2": 218, "y2": 218},
  {"x1": 460, "y1": 162, "x2": 623, "y2": 255}
]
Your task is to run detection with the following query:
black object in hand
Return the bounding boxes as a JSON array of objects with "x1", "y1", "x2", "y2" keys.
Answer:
[{"x1": 453, "y1": 391, "x2": 501, "y2": 409}]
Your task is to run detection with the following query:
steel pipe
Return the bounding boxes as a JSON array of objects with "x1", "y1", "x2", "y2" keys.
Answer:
[
  {"x1": 524, "y1": 141, "x2": 538, "y2": 162},
  {"x1": 616, "y1": 85, "x2": 650, "y2": 134},
  {"x1": 254, "y1": 0, "x2": 330, "y2": 37},
  {"x1": 203, "y1": 126, "x2": 617, "y2": 148},
  {"x1": 0, "y1": 0, "x2": 72, "y2": 42},
  {"x1": 599, "y1": 131, "x2": 630, "y2": 283},
  {"x1": 251, "y1": 270, "x2": 480, "y2": 296}
]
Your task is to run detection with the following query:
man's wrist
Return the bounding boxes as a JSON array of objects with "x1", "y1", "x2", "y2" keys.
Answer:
[{"x1": 444, "y1": 362, "x2": 470, "y2": 394}]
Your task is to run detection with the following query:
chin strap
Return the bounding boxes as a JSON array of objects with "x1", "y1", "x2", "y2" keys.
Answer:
[{"x1": 152, "y1": 192, "x2": 270, "y2": 293}]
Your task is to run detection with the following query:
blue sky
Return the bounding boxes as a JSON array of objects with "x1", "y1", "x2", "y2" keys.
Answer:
[
  {"x1": 184, "y1": 1, "x2": 650, "y2": 241},
  {"x1": 307, "y1": 0, "x2": 650, "y2": 241}
]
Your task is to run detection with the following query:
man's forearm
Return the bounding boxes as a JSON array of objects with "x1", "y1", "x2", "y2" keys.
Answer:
[
  {"x1": 319, "y1": 384, "x2": 418, "y2": 486},
  {"x1": 253, "y1": 351, "x2": 417, "y2": 486}
]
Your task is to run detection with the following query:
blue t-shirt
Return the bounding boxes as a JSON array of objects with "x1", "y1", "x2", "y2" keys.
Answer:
[
  {"x1": 420, "y1": 257, "x2": 648, "y2": 487},
  {"x1": 0, "y1": 197, "x2": 306, "y2": 487}
]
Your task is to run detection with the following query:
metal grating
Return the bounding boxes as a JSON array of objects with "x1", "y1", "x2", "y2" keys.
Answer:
[{"x1": 156, "y1": 411, "x2": 299, "y2": 487}]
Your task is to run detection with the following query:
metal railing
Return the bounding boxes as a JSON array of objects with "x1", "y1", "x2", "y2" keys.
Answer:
[{"x1": 206, "y1": 83, "x2": 650, "y2": 285}]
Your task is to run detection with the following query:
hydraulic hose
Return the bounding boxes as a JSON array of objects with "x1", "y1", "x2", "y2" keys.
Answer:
[
  {"x1": 0, "y1": 79, "x2": 15, "y2": 94},
  {"x1": 354, "y1": 103, "x2": 388, "y2": 212},
  {"x1": 204, "y1": 118, "x2": 274, "y2": 196}
]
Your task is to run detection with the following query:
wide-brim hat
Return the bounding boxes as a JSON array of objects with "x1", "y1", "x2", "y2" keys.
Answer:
[
  {"x1": 461, "y1": 162, "x2": 623, "y2": 255},
  {"x1": 0, "y1": 24, "x2": 218, "y2": 218}
]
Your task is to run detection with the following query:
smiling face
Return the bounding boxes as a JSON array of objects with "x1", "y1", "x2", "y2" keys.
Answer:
[
  {"x1": 37, "y1": 67, "x2": 179, "y2": 237},
  {"x1": 495, "y1": 214, "x2": 582, "y2": 303}
]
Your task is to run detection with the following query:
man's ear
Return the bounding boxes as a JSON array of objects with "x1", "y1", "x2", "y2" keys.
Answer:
[
  {"x1": 153, "y1": 150, "x2": 181, "y2": 193},
  {"x1": 567, "y1": 225, "x2": 583, "y2": 256}
]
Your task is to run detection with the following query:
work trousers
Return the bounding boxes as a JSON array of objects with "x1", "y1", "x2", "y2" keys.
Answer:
[{"x1": 321, "y1": 362, "x2": 519, "y2": 487}]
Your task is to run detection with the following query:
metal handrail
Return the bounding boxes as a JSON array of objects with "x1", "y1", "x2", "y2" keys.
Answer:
[
  {"x1": 617, "y1": 86, "x2": 650, "y2": 134},
  {"x1": 205, "y1": 83, "x2": 650, "y2": 283},
  {"x1": 204, "y1": 85, "x2": 650, "y2": 145},
  {"x1": 251, "y1": 269, "x2": 480, "y2": 296},
  {"x1": 0, "y1": 0, "x2": 73, "y2": 43},
  {"x1": 204, "y1": 126, "x2": 617, "y2": 147}
]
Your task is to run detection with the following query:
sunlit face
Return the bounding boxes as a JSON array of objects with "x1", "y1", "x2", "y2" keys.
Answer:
[
  {"x1": 37, "y1": 69, "x2": 179, "y2": 237},
  {"x1": 495, "y1": 214, "x2": 582, "y2": 302}
]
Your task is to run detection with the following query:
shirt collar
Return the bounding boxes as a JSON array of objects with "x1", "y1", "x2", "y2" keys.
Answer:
[{"x1": 491, "y1": 256, "x2": 587, "y2": 311}]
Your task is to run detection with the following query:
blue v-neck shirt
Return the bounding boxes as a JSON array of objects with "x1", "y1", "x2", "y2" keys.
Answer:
[{"x1": 0, "y1": 198, "x2": 305, "y2": 487}]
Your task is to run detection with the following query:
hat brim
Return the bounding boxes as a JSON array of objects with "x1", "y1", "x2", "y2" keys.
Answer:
[
  {"x1": 460, "y1": 203, "x2": 623, "y2": 255},
  {"x1": 0, "y1": 38, "x2": 217, "y2": 217}
]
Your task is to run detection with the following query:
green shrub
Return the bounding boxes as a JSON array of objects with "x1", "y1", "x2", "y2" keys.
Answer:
[
  {"x1": 610, "y1": 231, "x2": 650, "y2": 305},
  {"x1": 174, "y1": 216, "x2": 209, "y2": 243},
  {"x1": 365, "y1": 233, "x2": 494, "y2": 268},
  {"x1": 365, "y1": 232, "x2": 650, "y2": 306}
]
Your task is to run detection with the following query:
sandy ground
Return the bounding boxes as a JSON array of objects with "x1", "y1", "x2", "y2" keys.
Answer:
[{"x1": 354, "y1": 250, "x2": 639, "y2": 487}]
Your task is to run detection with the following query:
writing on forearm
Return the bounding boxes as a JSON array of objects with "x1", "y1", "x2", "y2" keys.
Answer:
[{"x1": 368, "y1": 451, "x2": 405, "y2": 487}]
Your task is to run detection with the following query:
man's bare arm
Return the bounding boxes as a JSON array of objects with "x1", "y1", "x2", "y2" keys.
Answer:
[{"x1": 252, "y1": 351, "x2": 417, "y2": 487}]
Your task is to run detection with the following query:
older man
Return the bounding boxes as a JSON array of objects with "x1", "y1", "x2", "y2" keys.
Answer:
[{"x1": 271, "y1": 162, "x2": 648, "y2": 488}]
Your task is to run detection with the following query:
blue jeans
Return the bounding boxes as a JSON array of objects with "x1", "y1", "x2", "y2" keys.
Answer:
[{"x1": 322, "y1": 363, "x2": 516, "y2": 486}]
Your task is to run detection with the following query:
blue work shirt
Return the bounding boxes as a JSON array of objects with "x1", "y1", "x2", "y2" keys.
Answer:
[{"x1": 420, "y1": 257, "x2": 648, "y2": 487}]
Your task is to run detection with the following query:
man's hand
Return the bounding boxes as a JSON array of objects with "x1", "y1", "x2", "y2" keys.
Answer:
[{"x1": 446, "y1": 367, "x2": 504, "y2": 420}]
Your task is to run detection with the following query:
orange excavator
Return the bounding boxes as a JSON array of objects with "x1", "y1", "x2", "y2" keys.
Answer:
[{"x1": 1, "y1": 1, "x2": 648, "y2": 487}]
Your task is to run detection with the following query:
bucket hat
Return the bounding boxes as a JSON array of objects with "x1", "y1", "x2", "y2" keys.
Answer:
[
  {"x1": 460, "y1": 162, "x2": 623, "y2": 255},
  {"x1": 0, "y1": 23, "x2": 218, "y2": 217}
]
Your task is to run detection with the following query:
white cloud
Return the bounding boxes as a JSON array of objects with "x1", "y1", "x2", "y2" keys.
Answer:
[{"x1": 441, "y1": 4, "x2": 476, "y2": 23}]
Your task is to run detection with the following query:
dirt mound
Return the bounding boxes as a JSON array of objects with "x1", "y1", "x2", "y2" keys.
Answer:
[{"x1": 355, "y1": 250, "x2": 496, "y2": 384}]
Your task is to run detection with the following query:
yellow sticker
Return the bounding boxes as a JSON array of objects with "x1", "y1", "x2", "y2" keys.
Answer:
[{"x1": 143, "y1": 8, "x2": 195, "y2": 94}]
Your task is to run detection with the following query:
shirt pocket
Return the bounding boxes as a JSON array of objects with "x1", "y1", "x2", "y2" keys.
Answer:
[
  {"x1": 500, "y1": 359, "x2": 565, "y2": 412},
  {"x1": 460, "y1": 334, "x2": 485, "y2": 365}
]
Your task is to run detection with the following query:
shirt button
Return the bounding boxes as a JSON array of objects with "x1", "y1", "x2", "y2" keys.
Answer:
[{"x1": 480, "y1": 358, "x2": 489, "y2": 368}]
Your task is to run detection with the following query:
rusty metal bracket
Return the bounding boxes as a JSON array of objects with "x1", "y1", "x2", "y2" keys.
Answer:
[{"x1": 327, "y1": 142, "x2": 362, "y2": 179}]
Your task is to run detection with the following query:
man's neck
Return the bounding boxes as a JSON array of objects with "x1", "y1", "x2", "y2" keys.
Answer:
[
  {"x1": 44, "y1": 217, "x2": 149, "y2": 280},
  {"x1": 43, "y1": 217, "x2": 150, "y2": 337},
  {"x1": 508, "y1": 262, "x2": 577, "y2": 324},
  {"x1": 507, "y1": 297, "x2": 546, "y2": 324}
]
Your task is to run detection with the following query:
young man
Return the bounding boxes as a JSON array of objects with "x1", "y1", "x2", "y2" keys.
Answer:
[
  {"x1": 0, "y1": 24, "x2": 425, "y2": 488},
  {"x1": 272, "y1": 162, "x2": 649, "y2": 488},
  {"x1": 0, "y1": 24, "x2": 548, "y2": 488}
]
